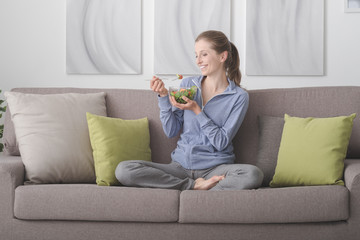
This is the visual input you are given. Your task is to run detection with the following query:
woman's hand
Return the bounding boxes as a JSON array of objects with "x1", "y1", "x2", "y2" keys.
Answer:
[
  {"x1": 169, "y1": 95, "x2": 201, "y2": 115},
  {"x1": 150, "y1": 76, "x2": 168, "y2": 97}
]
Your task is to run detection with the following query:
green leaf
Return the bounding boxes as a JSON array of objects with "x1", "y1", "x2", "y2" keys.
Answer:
[{"x1": 0, "y1": 125, "x2": 3, "y2": 143}]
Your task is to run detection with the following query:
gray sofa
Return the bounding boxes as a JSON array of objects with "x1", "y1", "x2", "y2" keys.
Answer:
[{"x1": 1, "y1": 86, "x2": 360, "y2": 240}]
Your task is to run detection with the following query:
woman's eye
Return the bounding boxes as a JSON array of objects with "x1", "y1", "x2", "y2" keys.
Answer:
[{"x1": 195, "y1": 53, "x2": 207, "y2": 58}]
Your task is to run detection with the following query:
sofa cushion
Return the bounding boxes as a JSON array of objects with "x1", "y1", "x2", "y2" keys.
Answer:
[
  {"x1": 179, "y1": 185, "x2": 349, "y2": 223},
  {"x1": 4, "y1": 92, "x2": 107, "y2": 184},
  {"x1": 87, "y1": 113, "x2": 152, "y2": 186},
  {"x1": 14, "y1": 184, "x2": 180, "y2": 222},
  {"x1": 270, "y1": 114, "x2": 355, "y2": 187},
  {"x1": 234, "y1": 87, "x2": 360, "y2": 166},
  {"x1": 256, "y1": 115, "x2": 284, "y2": 186},
  {"x1": 3, "y1": 88, "x2": 178, "y2": 165}
]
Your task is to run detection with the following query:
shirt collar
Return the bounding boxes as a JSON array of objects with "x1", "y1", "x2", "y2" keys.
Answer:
[{"x1": 192, "y1": 75, "x2": 237, "y2": 94}]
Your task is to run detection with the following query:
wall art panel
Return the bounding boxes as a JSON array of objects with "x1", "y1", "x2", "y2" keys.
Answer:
[
  {"x1": 154, "y1": 0, "x2": 231, "y2": 75},
  {"x1": 246, "y1": 0, "x2": 324, "y2": 76},
  {"x1": 345, "y1": 0, "x2": 360, "y2": 12},
  {"x1": 66, "y1": 0, "x2": 141, "y2": 74}
]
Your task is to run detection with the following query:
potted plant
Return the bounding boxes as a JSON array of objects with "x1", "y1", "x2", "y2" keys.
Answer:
[{"x1": 0, "y1": 89, "x2": 6, "y2": 152}]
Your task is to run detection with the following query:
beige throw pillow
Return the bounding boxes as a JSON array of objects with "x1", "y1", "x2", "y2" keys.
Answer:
[{"x1": 4, "y1": 91, "x2": 107, "y2": 184}]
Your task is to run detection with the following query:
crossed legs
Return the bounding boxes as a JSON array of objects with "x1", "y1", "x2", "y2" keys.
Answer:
[{"x1": 115, "y1": 160, "x2": 263, "y2": 191}]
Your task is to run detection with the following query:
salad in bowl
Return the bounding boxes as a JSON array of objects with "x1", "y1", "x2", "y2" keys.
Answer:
[{"x1": 169, "y1": 86, "x2": 197, "y2": 104}]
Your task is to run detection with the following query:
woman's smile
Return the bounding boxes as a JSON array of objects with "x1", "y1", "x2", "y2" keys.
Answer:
[{"x1": 199, "y1": 65, "x2": 207, "y2": 70}]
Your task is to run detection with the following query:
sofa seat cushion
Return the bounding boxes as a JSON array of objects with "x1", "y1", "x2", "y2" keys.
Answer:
[
  {"x1": 14, "y1": 184, "x2": 180, "y2": 222},
  {"x1": 179, "y1": 185, "x2": 349, "y2": 223}
]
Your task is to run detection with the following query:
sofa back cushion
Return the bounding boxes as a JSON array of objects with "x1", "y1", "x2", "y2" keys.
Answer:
[
  {"x1": 234, "y1": 86, "x2": 360, "y2": 165},
  {"x1": 3, "y1": 88, "x2": 178, "y2": 164},
  {"x1": 4, "y1": 86, "x2": 360, "y2": 166}
]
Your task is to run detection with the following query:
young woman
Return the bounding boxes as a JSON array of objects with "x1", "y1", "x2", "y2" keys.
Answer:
[{"x1": 115, "y1": 30, "x2": 263, "y2": 190}]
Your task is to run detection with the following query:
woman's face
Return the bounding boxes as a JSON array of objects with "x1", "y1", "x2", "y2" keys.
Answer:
[{"x1": 195, "y1": 39, "x2": 226, "y2": 77}]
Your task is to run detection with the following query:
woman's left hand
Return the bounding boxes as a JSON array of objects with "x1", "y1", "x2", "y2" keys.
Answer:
[{"x1": 169, "y1": 95, "x2": 201, "y2": 115}]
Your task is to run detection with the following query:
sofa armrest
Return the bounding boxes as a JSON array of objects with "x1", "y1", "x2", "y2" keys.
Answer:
[
  {"x1": 344, "y1": 159, "x2": 360, "y2": 238},
  {"x1": 344, "y1": 159, "x2": 360, "y2": 191},
  {"x1": 0, "y1": 155, "x2": 24, "y2": 220},
  {"x1": 0, "y1": 155, "x2": 25, "y2": 187}
]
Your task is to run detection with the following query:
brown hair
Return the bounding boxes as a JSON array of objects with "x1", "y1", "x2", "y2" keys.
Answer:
[{"x1": 195, "y1": 30, "x2": 241, "y2": 86}]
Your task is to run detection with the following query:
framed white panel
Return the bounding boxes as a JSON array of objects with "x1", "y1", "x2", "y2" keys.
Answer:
[
  {"x1": 246, "y1": 0, "x2": 324, "y2": 76},
  {"x1": 154, "y1": 0, "x2": 231, "y2": 75},
  {"x1": 345, "y1": 0, "x2": 360, "y2": 12},
  {"x1": 66, "y1": 0, "x2": 141, "y2": 74}
]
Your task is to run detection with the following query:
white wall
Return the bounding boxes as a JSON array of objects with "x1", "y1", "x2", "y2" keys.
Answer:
[{"x1": 0, "y1": 0, "x2": 360, "y2": 94}]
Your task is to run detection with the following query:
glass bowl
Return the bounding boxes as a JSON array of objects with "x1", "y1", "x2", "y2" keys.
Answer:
[{"x1": 169, "y1": 86, "x2": 197, "y2": 104}]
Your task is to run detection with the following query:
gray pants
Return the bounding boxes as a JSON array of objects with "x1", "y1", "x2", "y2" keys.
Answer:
[{"x1": 115, "y1": 160, "x2": 263, "y2": 191}]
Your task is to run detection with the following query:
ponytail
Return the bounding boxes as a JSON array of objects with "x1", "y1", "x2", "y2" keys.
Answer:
[{"x1": 226, "y1": 42, "x2": 241, "y2": 87}]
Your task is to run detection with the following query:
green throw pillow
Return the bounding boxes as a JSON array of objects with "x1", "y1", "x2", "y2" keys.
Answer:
[
  {"x1": 270, "y1": 113, "x2": 356, "y2": 187},
  {"x1": 86, "y1": 113, "x2": 151, "y2": 186}
]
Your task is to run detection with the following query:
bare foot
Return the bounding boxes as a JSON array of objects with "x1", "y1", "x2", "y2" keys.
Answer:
[{"x1": 193, "y1": 175, "x2": 225, "y2": 190}]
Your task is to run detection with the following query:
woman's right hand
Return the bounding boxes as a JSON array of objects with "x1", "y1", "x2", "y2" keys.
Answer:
[{"x1": 150, "y1": 76, "x2": 168, "y2": 97}]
